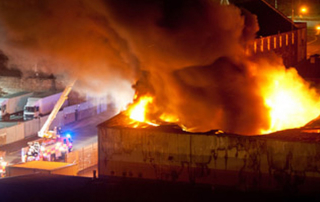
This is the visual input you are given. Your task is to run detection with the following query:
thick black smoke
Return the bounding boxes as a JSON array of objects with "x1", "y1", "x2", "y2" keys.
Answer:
[
  {"x1": 103, "y1": 0, "x2": 268, "y2": 134},
  {"x1": 0, "y1": 0, "x2": 272, "y2": 134},
  {"x1": 169, "y1": 57, "x2": 269, "y2": 133}
]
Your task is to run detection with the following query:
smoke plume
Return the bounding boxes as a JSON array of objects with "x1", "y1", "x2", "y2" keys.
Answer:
[
  {"x1": 0, "y1": 0, "x2": 138, "y2": 107},
  {"x1": 102, "y1": 0, "x2": 270, "y2": 134},
  {"x1": 1, "y1": 0, "x2": 310, "y2": 134}
]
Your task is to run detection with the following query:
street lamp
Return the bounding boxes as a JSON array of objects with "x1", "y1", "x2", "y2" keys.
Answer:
[
  {"x1": 300, "y1": 6, "x2": 307, "y2": 14},
  {"x1": 299, "y1": 6, "x2": 308, "y2": 18},
  {"x1": 316, "y1": 25, "x2": 320, "y2": 35}
]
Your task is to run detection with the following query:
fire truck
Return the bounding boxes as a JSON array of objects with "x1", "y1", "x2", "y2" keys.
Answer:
[
  {"x1": 21, "y1": 81, "x2": 75, "y2": 163},
  {"x1": 22, "y1": 133, "x2": 73, "y2": 162}
]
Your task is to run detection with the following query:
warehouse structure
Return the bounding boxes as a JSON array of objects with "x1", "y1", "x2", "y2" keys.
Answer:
[{"x1": 97, "y1": 113, "x2": 320, "y2": 192}]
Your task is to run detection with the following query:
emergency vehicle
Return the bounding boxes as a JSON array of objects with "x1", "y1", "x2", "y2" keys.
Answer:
[
  {"x1": 22, "y1": 134, "x2": 73, "y2": 162},
  {"x1": 21, "y1": 81, "x2": 75, "y2": 163}
]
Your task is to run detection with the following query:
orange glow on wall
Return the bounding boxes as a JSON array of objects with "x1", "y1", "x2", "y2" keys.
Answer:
[
  {"x1": 279, "y1": 35, "x2": 282, "y2": 47},
  {"x1": 254, "y1": 41, "x2": 257, "y2": 53},
  {"x1": 292, "y1": 33, "x2": 294, "y2": 44}
]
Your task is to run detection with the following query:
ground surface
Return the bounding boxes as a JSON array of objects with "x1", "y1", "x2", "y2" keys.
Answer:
[
  {"x1": 0, "y1": 173, "x2": 319, "y2": 202},
  {"x1": 0, "y1": 108, "x2": 118, "y2": 165}
]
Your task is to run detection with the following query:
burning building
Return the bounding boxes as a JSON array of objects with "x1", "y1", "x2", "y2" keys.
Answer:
[
  {"x1": 0, "y1": 0, "x2": 316, "y2": 134},
  {"x1": 1, "y1": 0, "x2": 320, "y2": 192},
  {"x1": 98, "y1": 113, "x2": 320, "y2": 192}
]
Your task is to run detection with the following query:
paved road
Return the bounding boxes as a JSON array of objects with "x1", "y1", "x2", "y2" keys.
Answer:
[
  {"x1": 306, "y1": 20, "x2": 320, "y2": 58},
  {"x1": 307, "y1": 31, "x2": 320, "y2": 58},
  {"x1": 0, "y1": 108, "x2": 119, "y2": 165}
]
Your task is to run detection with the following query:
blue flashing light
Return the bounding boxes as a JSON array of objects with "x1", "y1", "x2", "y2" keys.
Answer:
[{"x1": 66, "y1": 133, "x2": 71, "y2": 138}]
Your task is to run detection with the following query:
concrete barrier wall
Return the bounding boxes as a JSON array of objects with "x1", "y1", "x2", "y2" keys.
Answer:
[
  {"x1": 0, "y1": 128, "x2": 6, "y2": 146},
  {"x1": 6, "y1": 123, "x2": 24, "y2": 144},
  {"x1": 2, "y1": 100, "x2": 104, "y2": 145},
  {"x1": 64, "y1": 113, "x2": 76, "y2": 125},
  {"x1": 77, "y1": 107, "x2": 97, "y2": 121},
  {"x1": 24, "y1": 119, "x2": 40, "y2": 138},
  {"x1": 50, "y1": 111, "x2": 65, "y2": 128},
  {"x1": 96, "y1": 103, "x2": 108, "y2": 114},
  {"x1": 63, "y1": 105, "x2": 78, "y2": 114}
]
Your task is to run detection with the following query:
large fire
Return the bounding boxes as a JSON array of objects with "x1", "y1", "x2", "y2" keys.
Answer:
[
  {"x1": 129, "y1": 96, "x2": 153, "y2": 122},
  {"x1": 126, "y1": 95, "x2": 180, "y2": 128},
  {"x1": 126, "y1": 95, "x2": 159, "y2": 128},
  {"x1": 2, "y1": 0, "x2": 318, "y2": 135},
  {"x1": 259, "y1": 67, "x2": 320, "y2": 134},
  {"x1": 126, "y1": 65, "x2": 320, "y2": 135}
]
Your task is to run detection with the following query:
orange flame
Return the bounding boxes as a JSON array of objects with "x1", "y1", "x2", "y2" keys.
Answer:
[
  {"x1": 260, "y1": 67, "x2": 320, "y2": 133},
  {"x1": 129, "y1": 96, "x2": 153, "y2": 122},
  {"x1": 127, "y1": 95, "x2": 159, "y2": 127},
  {"x1": 127, "y1": 95, "x2": 182, "y2": 128},
  {"x1": 127, "y1": 65, "x2": 320, "y2": 134},
  {"x1": 159, "y1": 113, "x2": 179, "y2": 123}
]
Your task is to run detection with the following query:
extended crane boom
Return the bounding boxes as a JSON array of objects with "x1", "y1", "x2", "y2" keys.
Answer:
[{"x1": 38, "y1": 81, "x2": 76, "y2": 138}]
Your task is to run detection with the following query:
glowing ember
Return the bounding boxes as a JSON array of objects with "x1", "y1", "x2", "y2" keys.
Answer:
[
  {"x1": 128, "y1": 96, "x2": 153, "y2": 122},
  {"x1": 260, "y1": 67, "x2": 320, "y2": 133},
  {"x1": 160, "y1": 113, "x2": 179, "y2": 123}
]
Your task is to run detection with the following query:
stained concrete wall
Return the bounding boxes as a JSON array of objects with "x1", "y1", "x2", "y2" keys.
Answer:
[{"x1": 98, "y1": 127, "x2": 320, "y2": 192}]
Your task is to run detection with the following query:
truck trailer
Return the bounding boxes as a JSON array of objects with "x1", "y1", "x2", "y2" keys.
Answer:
[
  {"x1": 23, "y1": 91, "x2": 68, "y2": 120},
  {"x1": 0, "y1": 91, "x2": 33, "y2": 120}
]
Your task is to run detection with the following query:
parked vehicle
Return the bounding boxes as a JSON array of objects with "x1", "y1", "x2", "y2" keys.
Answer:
[
  {"x1": 23, "y1": 91, "x2": 68, "y2": 120},
  {"x1": 0, "y1": 92, "x2": 33, "y2": 120},
  {"x1": 21, "y1": 134, "x2": 73, "y2": 162},
  {"x1": 22, "y1": 82, "x2": 75, "y2": 163}
]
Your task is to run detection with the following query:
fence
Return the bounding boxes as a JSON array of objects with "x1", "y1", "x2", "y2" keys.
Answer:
[
  {"x1": 66, "y1": 143, "x2": 98, "y2": 172},
  {"x1": 0, "y1": 100, "x2": 105, "y2": 146}
]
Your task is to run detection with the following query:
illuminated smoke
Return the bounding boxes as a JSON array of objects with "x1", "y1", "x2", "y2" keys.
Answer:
[
  {"x1": 0, "y1": 0, "x2": 137, "y2": 108},
  {"x1": 0, "y1": 0, "x2": 317, "y2": 134},
  {"x1": 103, "y1": 0, "x2": 270, "y2": 134}
]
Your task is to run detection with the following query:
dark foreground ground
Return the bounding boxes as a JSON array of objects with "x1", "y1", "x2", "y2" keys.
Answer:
[{"x1": 0, "y1": 173, "x2": 320, "y2": 202}]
